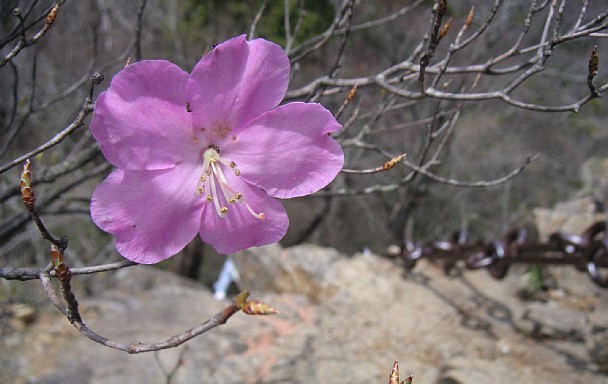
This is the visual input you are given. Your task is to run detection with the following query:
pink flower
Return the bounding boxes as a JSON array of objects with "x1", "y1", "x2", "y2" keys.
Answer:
[{"x1": 90, "y1": 35, "x2": 344, "y2": 264}]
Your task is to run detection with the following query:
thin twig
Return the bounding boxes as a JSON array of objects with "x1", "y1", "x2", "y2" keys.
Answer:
[
  {"x1": 0, "y1": 95, "x2": 94, "y2": 175},
  {"x1": 37, "y1": 269, "x2": 241, "y2": 353},
  {"x1": 134, "y1": 0, "x2": 147, "y2": 61},
  {"x1": 0, "y1": 3, "x2": 59, "y2": 68},
  {"x1": 248, "y1": 0, "x2": 270, "y2": 40}
]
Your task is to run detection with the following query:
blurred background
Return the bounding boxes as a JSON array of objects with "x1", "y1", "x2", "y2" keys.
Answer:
[{"x1": 2, "y1": 1, "x2": 608, "y2": 383}]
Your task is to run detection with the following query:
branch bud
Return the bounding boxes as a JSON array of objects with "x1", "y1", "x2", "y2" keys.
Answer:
[
  {"x1": 389, "y1": 360, "x2": 400, "y2": 384},
  {"x1": 20, "y1": 159, "x2": 35, "y2": 211},
  {"x1": 439, "y1": 18, "x2": 452, "y2": 40},
  {"x1": 45, "y1": 3, "x2": 59, "y2": 26},
  {"x1": 589, "y1": 45, "x2": 599, "y2": 80},
  {"x1": 51, "y1": 244, "x2": 63, "y2": 267},
  {"x1": 346, "y1": 85, "x2": 358, "y2": 103},
  {"x1": 91, "y1": 72, "x2": 104, "y2": 85},
  {"x1": 383, "y1": 154, "x2": 406, "y2": 171},
  {"x1": 51, "y1": 245, "x2": 72, "y2": 282},
  {"x1": 234, "y1": 290, "x2": 279, "y2": 315},
  {"x1": 465, "y1": 6, "x2": 474, "y2": 27},
  {"x1": 241, "y1": 300, "x2": 279, "y2": 315}
]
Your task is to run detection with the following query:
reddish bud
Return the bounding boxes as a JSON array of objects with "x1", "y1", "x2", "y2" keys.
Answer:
[
  {"x1": 383, "y1": 154, "x2": 406, "y2": 171},
  {"x1": 234, "y1": 291, "x2": 278, "y2": 315},
  {"x1": 465, "y1": 7, "x2": 474, "y2": 27},
  {"x1": 20, "y1": 159, "x2": 35, "y2": 210},
  {"x1": 439, "y1": 18, "x2": 452, "y2": 40},
  {"x1": 389, "y1": 361, "x2": 400, "y2": 384},
  {"x1": 241, "y1": 300, "x2": 279, "y2": 315},
  {"x1": 51, "y1": 244, "x2": 63, "y2": 267},
  {"x1": 51, "y1": 245, "x2": 72, "y2": 282},
  {"x1": 346, "y1": 85, "x2": 358, "y2": 103},
  {"x1": 589, "y1": 46, "x2": 599, "y2": 79},
  {"x1": 45, "y1": 3, "x2": 59, "y2": 26}
]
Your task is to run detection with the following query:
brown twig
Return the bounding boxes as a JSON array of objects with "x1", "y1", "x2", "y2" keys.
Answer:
[
  {"x1": 418, "y1": 0, "x2": 448, "y2": 95},
  {"x1": 19, "y1": 160, "x2": 67, "y2": 250},
  {"x1": 38, "y1": 268, "x2": 242, "y2": 353},
  {"x1": 0, "y1": 260, "x2": 138, "y2": 282}
]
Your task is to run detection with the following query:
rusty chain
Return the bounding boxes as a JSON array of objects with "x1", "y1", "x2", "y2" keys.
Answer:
[{"x1": 402, "y1": 221, "x2": 608, "y2": 288}]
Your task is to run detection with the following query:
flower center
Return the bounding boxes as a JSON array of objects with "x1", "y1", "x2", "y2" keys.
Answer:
[{"x1": 197, "y1": 145, "x2": 266, "y2": 220}]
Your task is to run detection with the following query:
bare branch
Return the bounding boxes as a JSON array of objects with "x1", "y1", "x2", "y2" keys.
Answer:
[
  {"x1": 38, "y1": 269, "x2": 241, "y2": 354},
  {"x1": 0, "y1": 3, "x2": 59, "y2": 68},
  {"x1": 0, "y1": 94, "x2": 94, "y2": 175}
]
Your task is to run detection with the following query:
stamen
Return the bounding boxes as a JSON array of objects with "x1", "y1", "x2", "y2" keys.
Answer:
[
  {"x1": 208, "y1": 173, "x2": 225, "y2": 217},
  {"x1": 211, "y1": 162, "x2": 236, "y2": 203},
  {"x1": 244, "y1": 201, "x2": 266, "y2": 220},
  {"x1": 200, "y1": 146, "x2": 265, "y2": 220}
]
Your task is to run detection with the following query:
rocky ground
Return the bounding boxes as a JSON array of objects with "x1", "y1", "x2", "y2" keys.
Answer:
[{"x1": 1, "y1": 242, "x2": 607, "y2": 384}]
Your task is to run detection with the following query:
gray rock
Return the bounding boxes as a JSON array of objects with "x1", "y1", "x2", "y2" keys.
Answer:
[
  {"x1": 232, "y1": 243, "x2": 343, "y2": 302},
  {"x1": 587, "y1": 328, "x2": 608, "y2": 373},
  {"x1": 586, "y1": 311, "x2": 608, "y2": 373},
  {"x1": 514, "y1": 301, "x2": 586, "y2": 340},
  {"x1": 533, "y1": 197, "x2": 606, "y2": 242}
]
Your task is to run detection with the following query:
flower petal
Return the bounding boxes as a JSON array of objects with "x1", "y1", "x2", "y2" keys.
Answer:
[
  {"x1": 227, "y1": 102, "x2": 344, "y2": 198},
  {"x1": 91, "y1": 166, "x2": 204, "y2": 264},
  {"x1": 91, "y1": 60, "x2": 196, "y2": 170},
  {"x1": 199, "y1": 172, "x2": 288, "y2": 254},
  {"x1": 187, "y1": 35, "x2": 290, "y2": 141}
]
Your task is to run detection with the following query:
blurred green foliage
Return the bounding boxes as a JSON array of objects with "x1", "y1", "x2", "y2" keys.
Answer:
[{"x1": 180, "y1": 0, "x2": 334, "y2": 47}]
